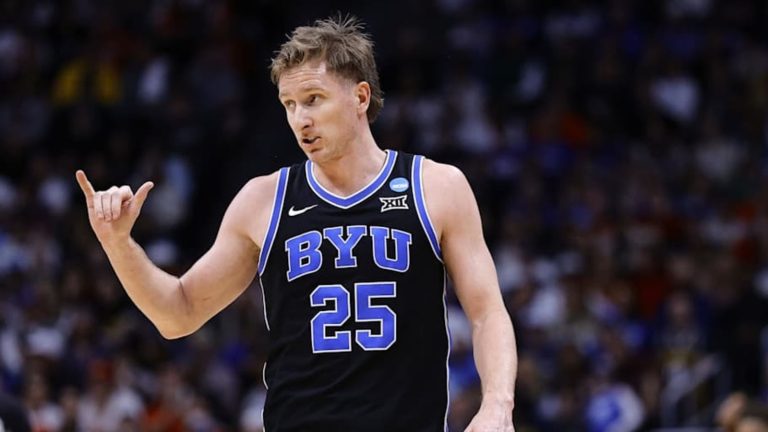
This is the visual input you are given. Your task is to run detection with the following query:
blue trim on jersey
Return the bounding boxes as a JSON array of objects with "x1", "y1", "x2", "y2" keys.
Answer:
[
  {"x1": 412, "y1": 155, "x2": 443, "y2": 261},
  {"x1": 258, "y1": 167, "x2": 290, "y2": 276},
  {"x1": 305, "y1": 150, "x2": 397, "y2": 209}
]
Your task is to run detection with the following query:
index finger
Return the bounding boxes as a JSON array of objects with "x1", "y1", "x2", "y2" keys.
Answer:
[{"x1": 75, "y1": 170, "x2": 96, "y2": 199}]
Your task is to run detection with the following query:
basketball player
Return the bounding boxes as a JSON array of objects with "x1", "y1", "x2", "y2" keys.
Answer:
[{"x1": 76, "y1": 16, "x2": 517, "y2": 431}]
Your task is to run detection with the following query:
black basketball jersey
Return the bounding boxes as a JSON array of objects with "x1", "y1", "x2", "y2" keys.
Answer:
[{"x1": 257, "y1": 150, "x2": 449, "y2": 431}]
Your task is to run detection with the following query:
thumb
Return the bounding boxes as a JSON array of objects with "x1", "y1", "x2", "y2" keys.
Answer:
[{"x1": 132, "y1": 181, "x2": 155, "y2": 209}]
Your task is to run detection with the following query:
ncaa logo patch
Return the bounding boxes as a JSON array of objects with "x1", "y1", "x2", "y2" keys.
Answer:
[
  {"x1": 380, "y1": 195, "x2": 409, "y2": 212},
  {"x1": 389, "y1": 177, "x2": 409, "y2": 193}
]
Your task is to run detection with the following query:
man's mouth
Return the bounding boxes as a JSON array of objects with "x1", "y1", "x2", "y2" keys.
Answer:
[{"x1": 302, "y1": 137, "x2": 320, "y2": 145}]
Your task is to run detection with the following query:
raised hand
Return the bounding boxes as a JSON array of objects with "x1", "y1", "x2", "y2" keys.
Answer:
[{"x1": 75, "y1": 170, "x2": 154, "y2": 245}]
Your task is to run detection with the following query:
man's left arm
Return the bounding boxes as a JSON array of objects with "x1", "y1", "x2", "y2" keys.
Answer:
[{"x1": 423, "y1": 160, "x2": 517, "y2": 431}]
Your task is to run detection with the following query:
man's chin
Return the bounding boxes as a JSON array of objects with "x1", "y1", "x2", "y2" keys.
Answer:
[{"x1": 304, "y1": 147, "x2": 327, "y2": 163}]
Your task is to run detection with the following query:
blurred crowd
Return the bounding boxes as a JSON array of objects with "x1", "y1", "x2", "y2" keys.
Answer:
[{"x1": 1, "y1": 0, "x2": 768, "y2": 431}]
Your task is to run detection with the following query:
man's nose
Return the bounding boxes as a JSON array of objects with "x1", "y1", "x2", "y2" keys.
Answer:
[{"x1": 295, "y1": 106, "x2": 313, "y2": 129}]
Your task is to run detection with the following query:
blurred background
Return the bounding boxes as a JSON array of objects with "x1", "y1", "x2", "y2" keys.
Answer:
[{"x1": 1, "y1": 0, "x2": 768, "y2": 431}]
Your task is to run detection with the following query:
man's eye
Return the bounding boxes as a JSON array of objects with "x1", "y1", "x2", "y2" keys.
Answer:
[{"x1": 308, "y1": 95, "x2": 318, "y2": 104}]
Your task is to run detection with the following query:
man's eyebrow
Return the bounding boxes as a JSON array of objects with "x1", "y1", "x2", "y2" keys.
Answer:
[{"x1": 280, "y1": 85, "x2": 327, "y2": 99}]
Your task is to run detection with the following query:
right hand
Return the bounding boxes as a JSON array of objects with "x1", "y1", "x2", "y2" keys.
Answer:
[{"x1": 75, "y1": 170, "x2": 154, "y2": 245}]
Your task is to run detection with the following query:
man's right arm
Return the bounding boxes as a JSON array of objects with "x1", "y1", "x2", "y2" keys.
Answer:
[{"x1": 76, "y1": 170, "x2": 277, "y2": 339}]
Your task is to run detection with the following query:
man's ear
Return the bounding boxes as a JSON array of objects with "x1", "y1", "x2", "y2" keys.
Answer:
[{"x1": 355, "y1": 81, "x2": 371, "y2": 116}]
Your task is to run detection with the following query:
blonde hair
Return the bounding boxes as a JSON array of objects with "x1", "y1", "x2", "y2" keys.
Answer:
[{"x1": 270, "y1": 15, "x2": 384, "y2": 123}]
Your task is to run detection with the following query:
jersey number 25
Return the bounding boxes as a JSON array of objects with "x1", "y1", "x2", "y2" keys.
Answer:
[{"x1": 310, "y1": 282, "x2": 397, "y2": 353}]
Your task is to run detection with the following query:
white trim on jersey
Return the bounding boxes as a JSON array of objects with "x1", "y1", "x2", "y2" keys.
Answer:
[
  {"x1": 411, "y1": 155, "x2": 443, "y2": 262},
  {"x1": 306, "y1": 150, "x2": 397, "y2": 209},
  {"x1": 257, "y1": 166, "x2": 291, "y2": 331}
]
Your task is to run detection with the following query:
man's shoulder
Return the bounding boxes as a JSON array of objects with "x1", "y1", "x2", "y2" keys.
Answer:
[
  {"x1": 418, "y1": 158, "x2": 475, "y2": 237},
  {"x1": 238, "y1": 170, "x2": 283, "y2": 202},
  {"x1": 421, "y1": 158, "x2": 467, "y2": 193},
  {"x1": 224, "y1": 170, "x2": 284, "y2": 223},
  {"x1": 225, "y1": 170, "x2": 286, "y2": 248}
]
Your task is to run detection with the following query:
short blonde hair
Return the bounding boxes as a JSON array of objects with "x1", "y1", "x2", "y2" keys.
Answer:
[{"x1": 270, "y1": 15, "x2": 384, "y2": 123}]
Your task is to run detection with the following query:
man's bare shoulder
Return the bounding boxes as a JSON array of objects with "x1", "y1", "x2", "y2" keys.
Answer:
[
  {"x1": 235, "y1": 170, "x2": 282, "y2": 205},
  {"x1": 420, "y1": 158, "x2": 475, "y2": 235},
  {"x1": 421, "y1": 158, "x2": 466, "y2": 192},
  {"x1": 224, "y1": 170, "x2": 282, "y2": 249}
]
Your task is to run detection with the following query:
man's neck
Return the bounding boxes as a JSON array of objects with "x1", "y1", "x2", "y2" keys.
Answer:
[{"x1": 312, "y1": 131, "x2": 387, "y2": 197}]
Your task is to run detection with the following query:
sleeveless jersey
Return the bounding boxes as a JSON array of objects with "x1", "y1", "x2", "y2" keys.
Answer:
[{"x1": 257, "y1": 150, "x2": 449, "y2": 431}]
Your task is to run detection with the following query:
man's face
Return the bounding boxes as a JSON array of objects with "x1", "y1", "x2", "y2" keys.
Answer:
[{"x1": 277, "y1": 61, "x2": 362, "y2": 163}]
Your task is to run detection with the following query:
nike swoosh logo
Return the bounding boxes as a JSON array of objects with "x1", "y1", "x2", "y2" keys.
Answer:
[{"x1": 288, "y1": 205, "x2": 318, "y2": 216}]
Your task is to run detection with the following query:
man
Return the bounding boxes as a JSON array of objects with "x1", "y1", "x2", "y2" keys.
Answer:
[{"x1": 76, "y1": 16, "x2": 517, "y2": 431}]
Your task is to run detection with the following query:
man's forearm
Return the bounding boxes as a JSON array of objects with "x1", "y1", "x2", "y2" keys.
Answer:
[
  {"x1": 472, "y1": 308, "x2": 518, "y2": 408},
  {"x1": 101, "y1": 237, "x2": 190, "y2": 338}
]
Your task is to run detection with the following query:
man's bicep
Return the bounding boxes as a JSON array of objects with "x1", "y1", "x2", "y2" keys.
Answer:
[
  {"x1": 435, "y1": 167, "x2": 504, "y2": 323},
  {"x1": 179, "y1": 218, "x2": 259, "y2": 326},
  {"x1": 182, "y1": 224, "x2": 259, "y2": 299},
  {"x1": 178, "y1": 176, "x2": 273, "y2": 327}
]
